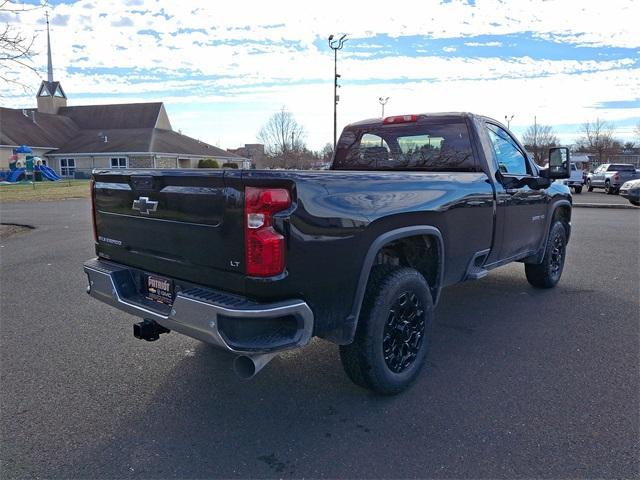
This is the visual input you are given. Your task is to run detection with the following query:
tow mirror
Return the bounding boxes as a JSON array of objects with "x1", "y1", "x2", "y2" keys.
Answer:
[{"x1": 540, "y1": 147, "x2": 570, "y2": 179}]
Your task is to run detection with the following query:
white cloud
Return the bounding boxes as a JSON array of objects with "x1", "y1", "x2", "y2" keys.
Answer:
[
  {"x1": 465, "y1": 41, "x2": 502, "y2": 47},
  {"x1": 2, "y1": 0, "x2": 639, "y2": 149}
]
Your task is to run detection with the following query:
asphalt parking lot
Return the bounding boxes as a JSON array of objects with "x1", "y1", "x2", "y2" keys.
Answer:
[
  {"x1": 572, "y1": 189, "x2": 637, "y2": 206},
  {"x1": 1, "y1": 200, "x2": 639, "y2": 479}
]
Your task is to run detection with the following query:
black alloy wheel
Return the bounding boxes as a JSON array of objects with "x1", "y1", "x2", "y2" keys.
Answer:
[
  {"x1": 525, "y1": 221, "x2": 567, "y2": 288},
  {"x1": 339, "y1": 267, "x2": 434, "y2": 395},
  {"x1": 382, "y1": 291, "x2": 426, "y2": 373},
  {"x1": 548, "y1": 230, "x2": 566, "y2": 282}
]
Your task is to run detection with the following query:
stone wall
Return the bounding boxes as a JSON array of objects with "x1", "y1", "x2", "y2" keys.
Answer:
[
  {"x1": 156, "y1": 156, "x2": 177, "y2": 168},
  {"x1": 129, "y1": 155, "x2": 154, "y2": 168}
]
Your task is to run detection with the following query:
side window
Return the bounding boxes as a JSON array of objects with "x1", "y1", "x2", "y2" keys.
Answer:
[
  {"x1": 110, "y1": 157, "x2": 128, "y2": 169},
  {"x1": 60, "y1": 158, "x2": 75, "y2": 177},
  {"x1": 486, "y1": 124, "x2": 529, "y2": 175},
  {"x1": 356, "y1": 133, "x2": 390, "y2": 167},
  {"x1": 360, "y1": 133, "x2": 389, "y2": 150}
]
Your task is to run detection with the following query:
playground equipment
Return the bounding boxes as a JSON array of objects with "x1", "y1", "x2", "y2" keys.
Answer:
[
  {"x1": 37, "y1": 164, "x2": 62, "y2": 181},
  {"x1": 3, "y1": 145, "x2": 61, "y2": 183},
  {"x1": 6, "y1": 168, "x2": 26, "y2": 182}
]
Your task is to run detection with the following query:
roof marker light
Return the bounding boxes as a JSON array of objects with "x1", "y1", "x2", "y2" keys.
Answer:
[{"x1": 383, "y1": 115, "x2": 417, "y2": 124}]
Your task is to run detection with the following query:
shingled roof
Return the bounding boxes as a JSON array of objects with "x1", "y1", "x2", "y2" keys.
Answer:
[
  {"x1": 1, "y1": 101, "x2": 236, "y2": 159},
  {"x1": 51, "y1": 127, "x2": 239, "y2": 158},
  {"x1": 0, "y1": 107, "x2": 78, "y2": 148},
  {"x1": 151, "y1": 129, "x2": 238, "y2": 157},
  {"x1": 57, "y1": 102, "x2": 164, "y2": 130}
]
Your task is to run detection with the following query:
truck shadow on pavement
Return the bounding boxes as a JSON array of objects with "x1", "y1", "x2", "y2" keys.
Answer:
[{"x1": 51, "y1": 266, "x2": 637, "y2": 479}]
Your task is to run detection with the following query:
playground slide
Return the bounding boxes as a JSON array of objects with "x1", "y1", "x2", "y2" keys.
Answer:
[
  {"x1": 39, "y1": 165, "x2": 62, "y2": 181},
  {"x1": 7, "y1": 168, "x2": 26, "y2": 182}
]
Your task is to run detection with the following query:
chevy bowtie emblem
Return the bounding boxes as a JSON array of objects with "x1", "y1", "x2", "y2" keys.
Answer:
[{"x1": 132, "y1": 196, "x2": 158, "y2": 215}]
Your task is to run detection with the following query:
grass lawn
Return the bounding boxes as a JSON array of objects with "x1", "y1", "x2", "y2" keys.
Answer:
[{"x1": 0, "y1": 179, "x2": 90, "y2": 203}]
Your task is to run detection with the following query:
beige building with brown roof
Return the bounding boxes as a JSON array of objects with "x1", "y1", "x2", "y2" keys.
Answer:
[{"x1": 0, "y1": 17, "x2": 248, "y2": 177}]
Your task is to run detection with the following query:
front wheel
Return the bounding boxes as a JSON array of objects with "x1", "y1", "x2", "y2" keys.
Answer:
[
  {"x1": 340, "y1": 267, "x2": 433, "y2": 395},
  {"x1": 525, "y1": 221, "x2": 567, "y2": 289}
]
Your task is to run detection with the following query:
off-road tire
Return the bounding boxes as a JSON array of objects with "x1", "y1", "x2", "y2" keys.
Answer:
[
  {"x1": 339, "y1": 267, "x2": 434, "y2": 395},
  {"x1": 525, "y1": 221, "x2": 567, "y2": 289}
]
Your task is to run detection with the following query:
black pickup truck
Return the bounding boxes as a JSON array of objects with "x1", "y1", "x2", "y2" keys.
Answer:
[{"x1": 84, "y1": 112, "x2": 571, "y2": 394}]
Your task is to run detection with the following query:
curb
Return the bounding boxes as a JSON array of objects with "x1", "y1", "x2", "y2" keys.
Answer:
[{"x1": 573, "y1": 203, "x2": 639, "y2": 210}]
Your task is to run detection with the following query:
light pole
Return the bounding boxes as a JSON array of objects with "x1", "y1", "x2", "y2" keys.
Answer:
[
  {"x1": 378, "y1": 96, "x2": 389, "y2": 118},
  {"x1": 504, "y1": 115, "x2": 514, "y2": 129},
  {"x1": 328, "y1": 34, "x2": 347, "y2": 149}
]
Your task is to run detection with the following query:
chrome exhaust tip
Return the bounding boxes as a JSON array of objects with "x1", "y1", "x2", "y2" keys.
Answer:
[{"x1": 233, "y1": 353, "x2": 277, "y2": 379}]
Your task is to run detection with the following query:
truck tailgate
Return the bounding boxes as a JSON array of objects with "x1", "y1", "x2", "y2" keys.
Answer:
[{"x1": 92, "y1": 169, "x2": 245, "y2": 291}]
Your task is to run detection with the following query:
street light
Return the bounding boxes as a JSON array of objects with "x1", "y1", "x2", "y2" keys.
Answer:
[
  {"x1": 505, "y1": 115, "x2": 514, "y2": 129},
  {"x1": 329, "y1": 33, "x2": 347, "y2": 149},
  {"x1": 378, "y1": 96, "x2": 389, "y2": 118}
]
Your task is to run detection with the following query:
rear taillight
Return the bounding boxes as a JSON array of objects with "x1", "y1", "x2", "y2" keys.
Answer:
[
  {"x1": 90, "y1": 179, "x2": 98, "y2": 242},
  {"x1": 244, "y1": 187, "x2": 291, "y2": 277}
]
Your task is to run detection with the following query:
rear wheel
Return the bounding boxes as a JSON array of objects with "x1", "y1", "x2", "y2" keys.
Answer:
[
  {"x1": 605, "y1": 181, "x2": 614, "y2": 194},
  {"x1": 340, "y1": 267, "x2": 433, "y2": 395},
  {"x1": 525, "y1": 221, "x2": 567, "y2": 289},
  {"x1": 573, "y1": 186, "x2": 583, "y2": 194},
  {"x1": 631, "y1": 200, "x2": 640, "y2": 206},
  {"x1": 587, "y1": 180, "x2": 593, "y2": 192}
]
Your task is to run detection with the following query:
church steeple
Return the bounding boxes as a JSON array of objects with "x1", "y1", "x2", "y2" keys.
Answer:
[
  {"x1": 46, "y1": 11, "x2": 53, "y2": 83},
  {"x1": 37, "y1": 12, "x2": 67, "y2": 114}
]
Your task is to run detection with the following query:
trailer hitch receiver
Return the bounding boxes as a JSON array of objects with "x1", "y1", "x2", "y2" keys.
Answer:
[{"x1": 134, "y1": 319, "x2": 170, "y2": 341}]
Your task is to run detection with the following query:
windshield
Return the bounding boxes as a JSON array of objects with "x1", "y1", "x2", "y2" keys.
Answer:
[{"x1": 332, "y1": 121, "x2": 476, "y2": 172}]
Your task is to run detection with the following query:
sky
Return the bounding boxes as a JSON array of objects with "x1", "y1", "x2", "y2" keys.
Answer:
[{"x1": 2, "y1": 0, "x2": 640, "y2": 150}]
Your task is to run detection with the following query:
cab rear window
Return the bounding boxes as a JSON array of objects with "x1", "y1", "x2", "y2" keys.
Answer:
[{"x1": 332, "y1": 121, "x2": 476, "y2": 172}]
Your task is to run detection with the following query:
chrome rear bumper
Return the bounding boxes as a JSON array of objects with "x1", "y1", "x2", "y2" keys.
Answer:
[{"x1": 83, "y1": 258, "x2": 313, "y2": 354}]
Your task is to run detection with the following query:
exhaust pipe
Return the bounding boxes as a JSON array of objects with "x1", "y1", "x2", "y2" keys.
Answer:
[{"x1": 233, "y1": 352, "x2": 278, "y2": 379}]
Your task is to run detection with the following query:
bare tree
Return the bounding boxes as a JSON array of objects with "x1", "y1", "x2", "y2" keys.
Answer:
[
  {"x1": 321, "y1": 142, "x2": 334, "y2": 162},
  {"x1": 257, "y1": 107, "x2": 306, "y2": 168},
  {"x1": 0, "y1": 1, "x2": 47, "y2": 93},
  {"x1": 522, "y1": 123, "x2": 559, "y2": 164},
  {"x1": 575, "y1": 118, "x2": 617, "y2": 163}
]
